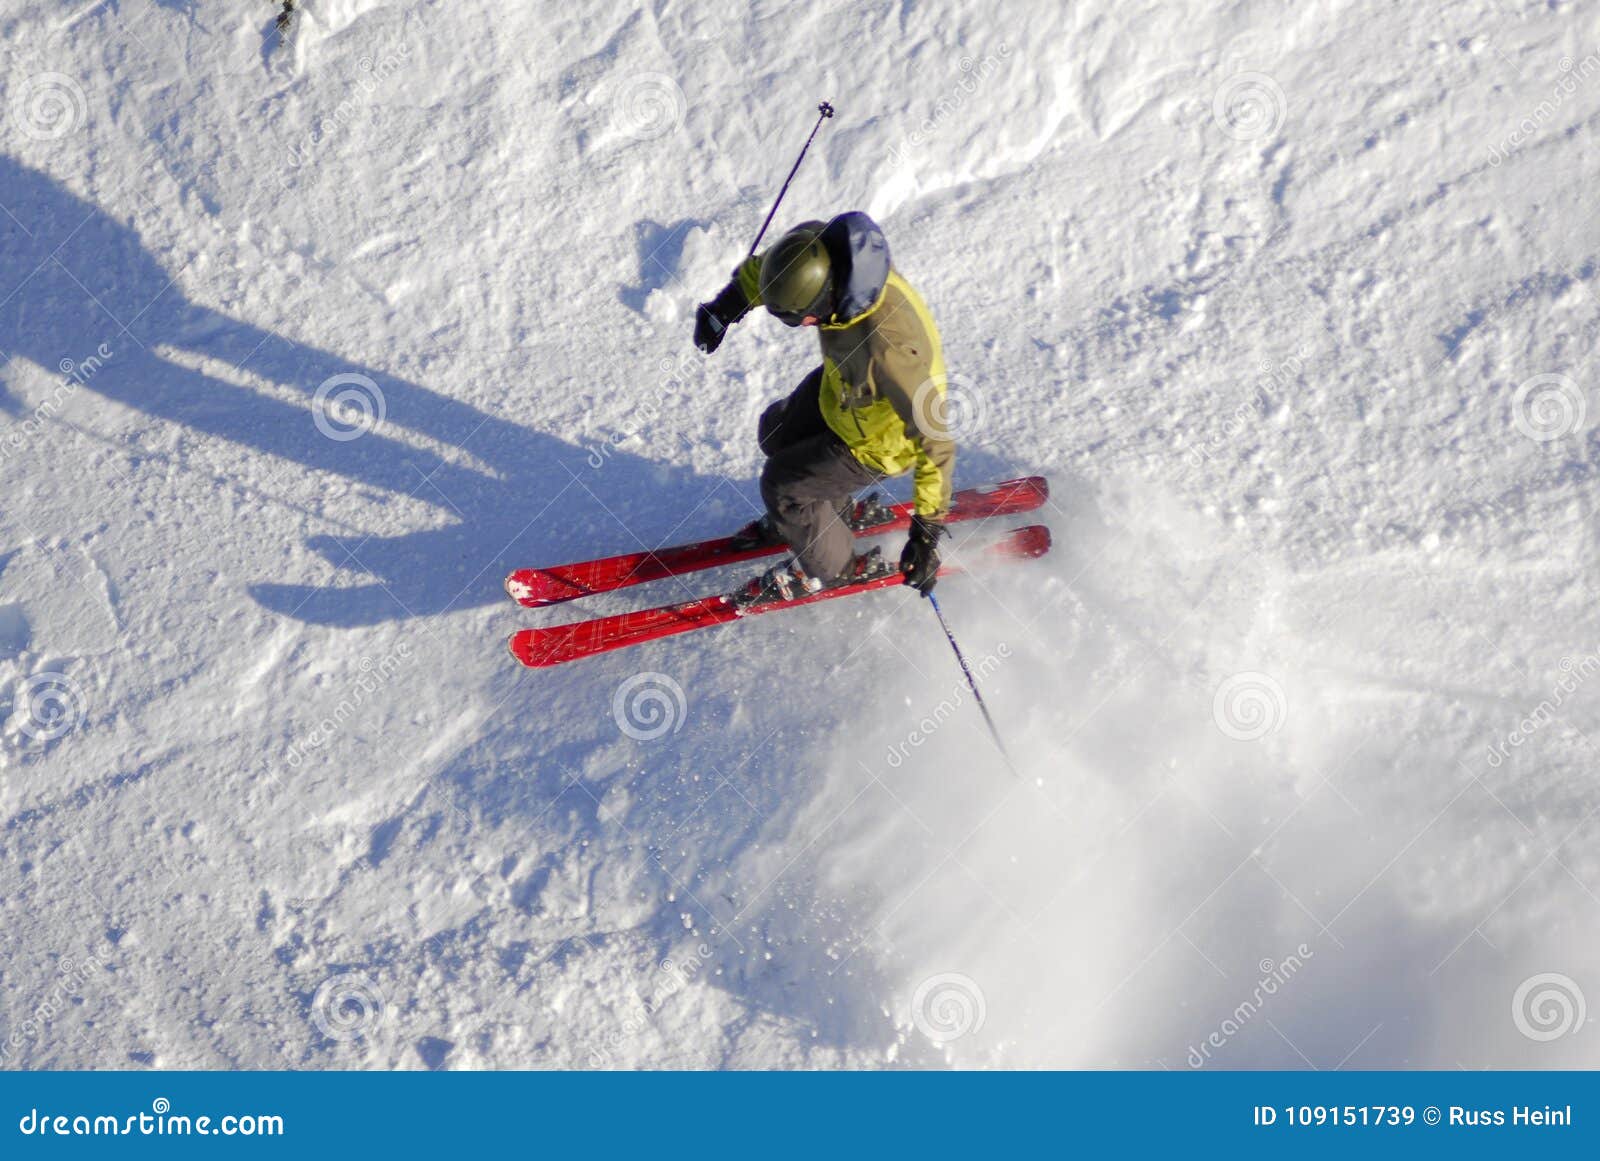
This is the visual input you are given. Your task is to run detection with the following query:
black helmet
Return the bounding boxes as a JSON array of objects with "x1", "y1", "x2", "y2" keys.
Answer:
[{"x1": 759, "y1": 225, "x2": 832, "y2": 326}]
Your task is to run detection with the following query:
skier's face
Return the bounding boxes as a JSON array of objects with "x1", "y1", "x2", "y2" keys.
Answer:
[{"x1": 770, "y1": 307, "x2": 820, "y2": 328}]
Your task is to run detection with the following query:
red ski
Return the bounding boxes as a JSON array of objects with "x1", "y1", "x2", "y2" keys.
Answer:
[
  {"x1": 504, "y1": 476, "x2": 1049, "y2": 608},
  {"x1": 508, "y1": 524, "x2": 1051, "y2": 668}
]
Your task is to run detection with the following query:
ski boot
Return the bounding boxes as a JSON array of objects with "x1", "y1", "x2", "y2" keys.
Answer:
[
  {"x1": 845, "y1": 491, "x2": 897, "y2": 533},
  {"x1": 728, "y1": 513, "x2": 784, "y2": 551},
  {"x1": 840, "y1": 545, "x2": 898, "y2": 585},
  {"x1": 730, "y1": 547, "x2": 895, "y2": 611},
  {"x1": 732, "y1": 557, "x2": 823, "y2": 608}
]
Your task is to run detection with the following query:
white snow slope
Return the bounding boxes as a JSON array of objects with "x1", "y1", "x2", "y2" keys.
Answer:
[{"x1": 2, "y1": 0, "x2": 1599, "y2": 1070}]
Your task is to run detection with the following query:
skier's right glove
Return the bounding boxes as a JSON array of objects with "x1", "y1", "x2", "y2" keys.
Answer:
[
  {"x1": 900, "y1": 515, "x2": 945, "y2": 596},
  {"x1": 694, "y1": 282, "x2": 749, "y2": 354}
]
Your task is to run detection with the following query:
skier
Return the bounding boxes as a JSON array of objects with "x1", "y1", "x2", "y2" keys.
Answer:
[{"x1": 694, "y1": 211, "x2": 954, "y2": 601}]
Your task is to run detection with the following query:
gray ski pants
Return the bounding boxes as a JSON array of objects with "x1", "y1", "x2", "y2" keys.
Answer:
[{"x1": 758, "y1": 367, "x2": 879, "y2": 581}]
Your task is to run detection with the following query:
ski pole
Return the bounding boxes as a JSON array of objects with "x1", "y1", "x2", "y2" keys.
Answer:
[
  {"x1": 926, "y1": 591, "x2": 1019, "y2": 778},
  {"x1": 747, "y1": 101, "x2": 835, "y2": 256}
]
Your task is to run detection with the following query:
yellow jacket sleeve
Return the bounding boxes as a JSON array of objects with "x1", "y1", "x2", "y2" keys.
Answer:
[
  {"x1": 876, "y1": 370, "x2": 956, "y2": 519},
  {"x1": 735, "y1": 254, "x2": 764, "y2": 307}
]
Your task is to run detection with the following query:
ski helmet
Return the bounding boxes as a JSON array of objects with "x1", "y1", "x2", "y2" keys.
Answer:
[{"x1": 759, "y1": 225, "x2": 833, "y2": 325}]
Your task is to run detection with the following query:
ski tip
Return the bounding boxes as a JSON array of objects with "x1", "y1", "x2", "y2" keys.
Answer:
[
  {"x1": 979, "y1": 523, "x2": 1052, "y2": 562},
  {"x1": 1012, "y1": 474, "x2": 1049, "y2": 503},
  {"x1": 1015, "y1": 524, "x2": 1052, "y2": 557},
  {"x1": 973, "y1": 474, "x2": 1048, "y2": 498},
  {"x1": 508, "y1": 630, "x2": 572, "y2": 669},
  {"x1": 504, "y1": 573, "x2": 545, "y2": 606},
  {"x1": 504, "y1": 570, "x2": 592, "y2": 609},
  {"x1": 507, "y1": 632, "x2": 548, "y2": 668}
]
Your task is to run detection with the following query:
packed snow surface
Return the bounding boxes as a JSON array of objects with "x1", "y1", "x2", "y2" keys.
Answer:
[{"x1": 2, "y1": 0, "x2": 1598, "y2": 1068}]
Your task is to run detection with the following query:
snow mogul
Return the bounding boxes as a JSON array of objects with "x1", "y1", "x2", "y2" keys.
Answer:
[{"x1": 694, "y1": 212, "x2": 954, "y2": 604}]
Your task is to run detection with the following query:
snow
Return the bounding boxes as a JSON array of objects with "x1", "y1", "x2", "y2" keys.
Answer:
[{"x1": 2, "y1": 0, "x2": 1599, "y2": 1069}]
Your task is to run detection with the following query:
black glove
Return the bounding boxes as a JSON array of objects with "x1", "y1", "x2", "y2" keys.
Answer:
[
  {"x1": 899, "y1": 514, "x2": 945, "y2": 596},
  {"x1": 694, "y1": 282, "x2": 749, "y2": 354}
]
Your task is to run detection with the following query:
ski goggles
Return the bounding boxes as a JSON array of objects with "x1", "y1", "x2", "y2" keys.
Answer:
[{"x1": 766, "y1": 286, "x2": 833, "y2": 327}]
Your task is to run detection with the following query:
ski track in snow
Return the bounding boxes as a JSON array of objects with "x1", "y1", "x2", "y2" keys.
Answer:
[{"x1": 1, "y1": 0, "x2": 1598, "y2": 1068}]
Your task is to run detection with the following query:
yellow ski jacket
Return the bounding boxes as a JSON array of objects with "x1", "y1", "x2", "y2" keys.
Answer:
[{"x1": 736, "y1": 213, "x2": 954, "y2": 518}]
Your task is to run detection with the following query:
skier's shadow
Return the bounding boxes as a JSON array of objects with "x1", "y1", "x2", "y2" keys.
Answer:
[{"x1": 0, "y1": 155, "x2": 719, "y2": 626}]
